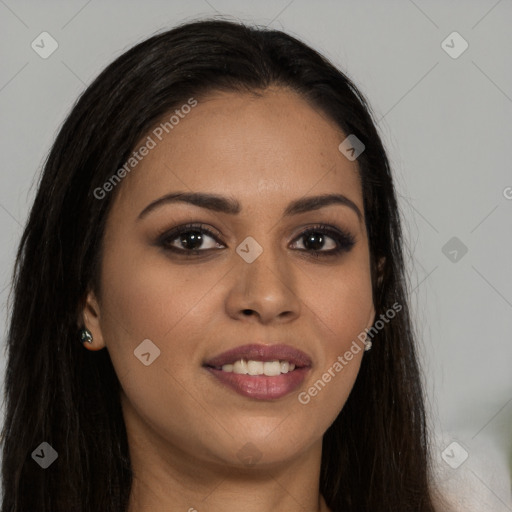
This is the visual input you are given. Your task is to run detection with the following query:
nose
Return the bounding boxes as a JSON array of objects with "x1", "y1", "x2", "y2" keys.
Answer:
[{"x1": 224, "y1": 244, "x2": 301, "y2": 325}]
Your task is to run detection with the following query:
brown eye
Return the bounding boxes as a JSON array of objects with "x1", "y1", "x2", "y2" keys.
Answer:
[
  {"x1": 290, "y1": 224, "x2": 356, "y2": 257},
  {"x1": 159, "y1": 223, "x2": 224, "y2": 255}
]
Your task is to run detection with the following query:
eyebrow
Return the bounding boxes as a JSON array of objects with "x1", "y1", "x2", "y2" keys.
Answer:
[{"x1": 137, "y1": 191, "x2": 363, "y2": 222}]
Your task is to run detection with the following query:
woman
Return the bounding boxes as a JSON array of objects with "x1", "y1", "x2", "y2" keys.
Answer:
[{"x1": 1, "y1": 18, "x2": 445, "y2": 511}]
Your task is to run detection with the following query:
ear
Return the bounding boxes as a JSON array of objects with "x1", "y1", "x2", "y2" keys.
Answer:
[{"x1": 79, "y1": 290, "x2": 106, "y2": 351}]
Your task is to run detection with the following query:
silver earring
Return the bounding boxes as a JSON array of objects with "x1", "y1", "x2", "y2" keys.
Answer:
[
  {"x1": 79, "y1": 328, "x2": 93, "y2": 344},
  {"x1": 364, "y1": 337, "x2": 372, "y2": 351}
]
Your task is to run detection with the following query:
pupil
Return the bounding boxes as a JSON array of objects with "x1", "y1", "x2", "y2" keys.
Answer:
[
  {"x1": 305, "y1": 232, "x2": 323, "y2": 251},
  {"x1": 181, "y1": 231, "x2": 203, "y2": 250}
]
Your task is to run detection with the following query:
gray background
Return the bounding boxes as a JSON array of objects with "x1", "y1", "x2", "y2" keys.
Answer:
[{"x1": 0, "y1": 1, "x2": 511, "y2": 510}]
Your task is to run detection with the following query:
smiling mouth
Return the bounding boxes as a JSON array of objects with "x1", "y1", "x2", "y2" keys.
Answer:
[{"x1": 202, "y1": 343, "x2": 312, "y2": 400}]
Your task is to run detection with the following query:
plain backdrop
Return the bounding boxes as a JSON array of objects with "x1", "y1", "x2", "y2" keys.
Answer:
[{"x1": 0, "y1": 1, "x2": 511, "y2": 510}]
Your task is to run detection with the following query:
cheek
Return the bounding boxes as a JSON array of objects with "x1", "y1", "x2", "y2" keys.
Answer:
[
  {"x1": 97, "y1": 247, "x2": 222, "y2": 445},
  {"x1": 97, "y1": 242, "x2": 228, "y2": 398},
  {"x1": 100, "y1": 244, "x2": 224, "y2": 344},
  {"x1": 304, "y1": 255, "x2": 373, "y2": 351},
  {"x1": 296, "y1": 257, "x2": 372, "y2": 423}
]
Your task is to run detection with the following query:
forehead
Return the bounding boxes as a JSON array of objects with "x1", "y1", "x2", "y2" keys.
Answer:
[{"x1": 113, "y1": 87, "x2": 363, "y2": 220}]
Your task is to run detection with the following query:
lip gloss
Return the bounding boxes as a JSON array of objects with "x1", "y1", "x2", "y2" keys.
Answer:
[{"x1": 205, "y1": 366, "x2": 309, "y2": 400}]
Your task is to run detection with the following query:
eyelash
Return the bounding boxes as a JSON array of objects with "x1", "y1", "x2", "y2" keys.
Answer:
[{"x1": 156, "y1": 222, "x2": 356, "y2": 259}]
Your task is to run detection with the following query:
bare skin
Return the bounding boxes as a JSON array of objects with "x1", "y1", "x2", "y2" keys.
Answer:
[{"x1": 81, "y1": 87, "x2": 376, "y2": 512}]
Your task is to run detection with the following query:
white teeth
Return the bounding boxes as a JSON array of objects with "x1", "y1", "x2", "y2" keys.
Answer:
[
  {"x1": 222, "y1": 359, "x2": 297, "y2": 375},
  {"x1": 263, "y1": 361, "x2": 281, "y2": 376},
  {"x1": 247, "y1": 360, "x2": 263, "y2": 375},
  {"x1": 232, "y1": 360, "x2": 248, "y2": 374}
]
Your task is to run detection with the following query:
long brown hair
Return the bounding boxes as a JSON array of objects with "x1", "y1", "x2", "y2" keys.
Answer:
[{"x1": 2, "y1": 18, "x2": 440, "y2": 511}]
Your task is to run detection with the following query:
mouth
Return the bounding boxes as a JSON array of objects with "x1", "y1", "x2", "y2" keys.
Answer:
[{"x1": 203, "y1": 343, "x2": 312, "y2": 400}]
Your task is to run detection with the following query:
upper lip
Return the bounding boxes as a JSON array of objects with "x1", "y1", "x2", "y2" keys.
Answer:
[{"x1": 203, "y1": 343, "x2": 312, "y2": 369}]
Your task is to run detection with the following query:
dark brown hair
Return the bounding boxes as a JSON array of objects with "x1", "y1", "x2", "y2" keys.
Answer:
[{"x1": 1, "y1": 17, "x2": 440, "y2": 511}]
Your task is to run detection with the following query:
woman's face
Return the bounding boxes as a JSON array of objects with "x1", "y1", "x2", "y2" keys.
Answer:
[{"x1": 84, "y1": 87, "x2": 375, "y2": 470}]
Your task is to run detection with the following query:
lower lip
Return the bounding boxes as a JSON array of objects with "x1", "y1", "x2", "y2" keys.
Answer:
[{"x1": 205, "y1": 367, "x2": 310, "y2": 400}]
